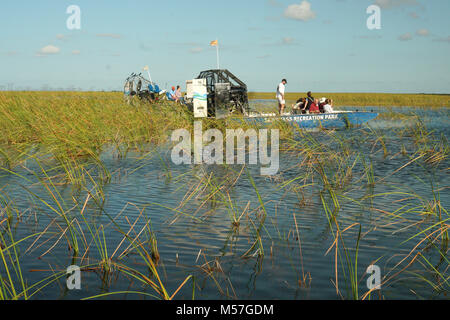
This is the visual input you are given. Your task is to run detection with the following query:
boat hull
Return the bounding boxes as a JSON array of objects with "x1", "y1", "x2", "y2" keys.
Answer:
[{"x1": 244, "y1": 112, "x2": 379, "y2": 129}]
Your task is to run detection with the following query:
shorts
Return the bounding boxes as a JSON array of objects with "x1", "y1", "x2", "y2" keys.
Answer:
[{"x1": 277, "y1": 97, "x2": 285, "y2": 105}]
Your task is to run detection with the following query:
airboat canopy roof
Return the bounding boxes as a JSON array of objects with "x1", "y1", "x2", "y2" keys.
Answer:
[{"x1": 196, "y1": 69, "x2": 247, "y2": 90}]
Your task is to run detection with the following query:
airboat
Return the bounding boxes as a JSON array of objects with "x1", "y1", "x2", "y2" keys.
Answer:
[
  {"x1": 123, "y1": 69, "x2": 379, "y2": 129},
  {"x1": 183, "y1": 69, "x2": 379, "y2": 129}
]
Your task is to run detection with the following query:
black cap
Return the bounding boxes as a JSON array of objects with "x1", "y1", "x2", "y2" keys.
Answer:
[{"x1": 282, "y1": 79, "x2": 287, "y2": 83}]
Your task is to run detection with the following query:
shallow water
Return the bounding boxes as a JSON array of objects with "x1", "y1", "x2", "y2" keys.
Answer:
[{"x1": 0, "y1": 103, "x2": 448, "y2": 300}]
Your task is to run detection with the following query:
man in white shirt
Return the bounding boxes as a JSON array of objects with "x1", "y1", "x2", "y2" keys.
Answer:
[{"x1": 276, "y1": 79, "x2": 287, "y2": 115}]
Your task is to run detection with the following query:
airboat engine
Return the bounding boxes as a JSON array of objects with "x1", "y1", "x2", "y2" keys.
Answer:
[{"x1": 185, "y1": 69, "x2": 249, "y2": 119}]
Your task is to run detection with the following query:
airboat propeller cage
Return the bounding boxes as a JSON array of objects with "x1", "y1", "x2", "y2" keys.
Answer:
[
  {"x1": 186, "y1": 69, "x2": 249, "y2": 119},
  {"x1": 123, "y1": 73, "x2": 162, "y2": 103}
]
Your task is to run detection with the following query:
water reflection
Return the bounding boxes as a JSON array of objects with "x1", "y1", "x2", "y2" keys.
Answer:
[{"x1": 0, "y1": 104, "x2": 448, "y2": 300}]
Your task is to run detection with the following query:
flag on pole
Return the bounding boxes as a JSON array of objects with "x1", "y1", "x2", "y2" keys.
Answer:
[{"x1": 210, "y1": 40, "x2": 220, "y2": 69}]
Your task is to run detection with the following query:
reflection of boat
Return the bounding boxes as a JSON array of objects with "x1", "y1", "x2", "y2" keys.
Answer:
[{"x1": 244, "y1": 111, "x2": 379, "y2": 129}]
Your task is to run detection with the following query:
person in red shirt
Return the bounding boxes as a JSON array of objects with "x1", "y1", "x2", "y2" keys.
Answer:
[{"x1": 309, "y1": 99, "x2": 320, "y2": 113}]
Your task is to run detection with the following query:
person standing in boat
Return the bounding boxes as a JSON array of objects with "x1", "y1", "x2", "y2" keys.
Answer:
[{"x1": 276, "y1": 79, "x2": 287, "y2": 115}]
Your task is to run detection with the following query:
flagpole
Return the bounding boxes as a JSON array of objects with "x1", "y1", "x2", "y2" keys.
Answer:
[
  {"x1": 147, "y1": 70, "x2": 153, "y2": 84},
  {"x1": 143, "y1": 66, "x2": 153, "y2": 84},
  {"x1": 216, "y1": 39, "x2": 220, "y2": 70}
]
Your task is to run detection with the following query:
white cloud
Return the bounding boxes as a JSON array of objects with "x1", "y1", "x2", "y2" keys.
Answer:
[
  {"x1": 374, "y1": 0, "x2": 418, "y2": 9},
  {"x1": 398, "y1": 33, "x2": 413, "y2": 41},
  {"x1": 416, "y1": 29, "x2": 429, "y2": 36},
  {"x1": 72, "y1": 50, "x2": 81, "y2": 55},
  {"x1": 284, "y1": 1, "x2": 316, "y2": 21},
  {"x1": 36, "y1": 45, "x2": 60, "y2": 56}
]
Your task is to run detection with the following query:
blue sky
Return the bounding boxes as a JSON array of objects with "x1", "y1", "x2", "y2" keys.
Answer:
[{"x1": 0, "y1": 0, "x2": 449, "y2": 93}]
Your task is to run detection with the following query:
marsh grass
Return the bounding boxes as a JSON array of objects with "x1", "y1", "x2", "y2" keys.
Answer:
[
  {"x1": 0, "y1": 91, "x2": 192, "y2": 167},
  {"x1": 0, "y1": 91, "x2": 448, "y2": 299},
  {"x1": 249, "y1": 92, "x2": 449, "y2": 108},
  {"x1": 273, "y1": 119, "x2": 448, "y2": 299},
  {"x1": 361, "y1": 180, "x2": 449, "y2": 299}
]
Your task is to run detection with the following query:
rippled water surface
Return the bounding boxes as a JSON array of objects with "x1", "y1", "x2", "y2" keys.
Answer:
[{"x1": 1, "y1": 103, "x2": 448, "y2": 300}]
